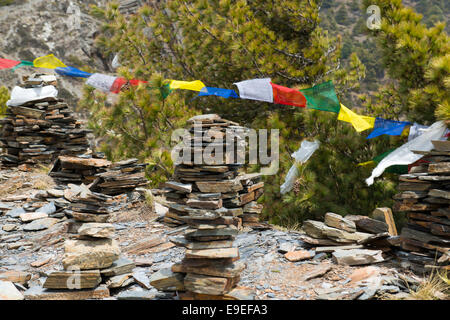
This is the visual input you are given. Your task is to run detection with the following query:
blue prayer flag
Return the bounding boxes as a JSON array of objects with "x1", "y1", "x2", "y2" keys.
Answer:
[
  {"x1": 367, "y1": 118, "x2": 411, "y2": 139},
  {"x1": 55, "y1": 66, "x2": 92, "y2": 78},
  {"x1": 198, "y1": 87, "x2": 239, "y2": 99}
]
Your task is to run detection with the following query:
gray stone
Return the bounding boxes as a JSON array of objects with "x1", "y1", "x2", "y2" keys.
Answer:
[
  {"x1": 36, "y1": 202, "x2": 56, "y2": 215},
  {"x1": 332, "y1": 249, "x2": 384, "y2": 266},
  {"x1": 6, "y1": 207, "x2": 26, "y2": 218},
  {"x1": 101, "y1": 258, "x2": 136, "y2": 277},
  {"x1": 133, "y1": 271, "x2": 151, "y2": 290},
  {"x1": 117, "y1": 290, "x2": 156, "y2": 300},
  {"x1": 278, "y1": 242, "x2": 296, "y2": 253},
  {"x1": 23, "y1": 218, "x2": 59, "y2": 231},
  {"x1": 0, "y1": 280, "x2": 24, "y2": 300}
]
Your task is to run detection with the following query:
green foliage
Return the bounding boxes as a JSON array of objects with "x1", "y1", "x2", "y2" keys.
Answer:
[
  {"x1": 361, "y1": 0, "x2": 450, "y2": 123},
  {"x1": 0, "y1": 86, "x2": 9, "y2": 117}
]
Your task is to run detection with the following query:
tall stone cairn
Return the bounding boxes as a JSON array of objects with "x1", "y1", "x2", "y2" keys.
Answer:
[
  {"x1": 163, "y1": 114, "x2": 265, "y2": 299},
  {"x1": 394, "y1": 140, "x2": 450, "y2": 271},
  {"x1": 0, "y1": 73, "x2": 91, "y2": 167}
]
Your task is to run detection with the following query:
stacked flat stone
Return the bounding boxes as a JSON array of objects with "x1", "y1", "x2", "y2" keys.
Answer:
[
  {"x1": 43, "y1": 184, "x2": 136, "y2": 293},
  {"x1": 49, "y1": 155, "x2": 149, "y2": 195},
  {"x1": 162, "y1": 114, "x2": 264, "y2": 298},
  {"x1": 0, "y1": 73, "x2": 91, "y2": 166},
  {"x1": 394, "y1": 140, "x2": 450, "y2": 271}
]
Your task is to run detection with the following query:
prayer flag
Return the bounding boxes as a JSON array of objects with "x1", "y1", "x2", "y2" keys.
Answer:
[
  {"x1": 337, "y1": 104, "x2": 375, "y2": 132},
  {"x1": 198, "y1": 87, "x2": 239, "y2": 98},
  {"x1": 300, "y1": 81, "x2": 340, "y2": 113},
  {"x1": 0, "y1": 58, "x2": 21, "y2": 70},
  {"x1": 33, "y1": 54, "x2": 67, "y2": 69},
  {"x1": 271, "y1": 83, "x2": 307, "y2": 108},
  {"x1": 86, "y1": 73, "x2": 117, "y2": 93},
  {"x1": 55, "y1": 66, "x2": 92, "y2": 78},
  {"x1": 367, "y1": 118, "x2": 411, "y2": 139},
  {"x1": 169, "y1": 80, "x2": 205, "y2": 92},
  {"x1": 233, "y1": 78, "x2": 273, "y2": 103}
]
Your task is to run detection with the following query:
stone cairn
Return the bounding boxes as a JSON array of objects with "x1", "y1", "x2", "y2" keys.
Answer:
[
  {"x1": 394, "y1": 140, "x2": 450, "y2": 272},
  {"x1": 0, "y1": 73, "x2": 91, "y2": 167},
  {"x1": 42, "y1": 184, "x2": 135, "y2": 294},
  {"x1": 160, "y1": 114, "x2": 265, "y2": 298}
]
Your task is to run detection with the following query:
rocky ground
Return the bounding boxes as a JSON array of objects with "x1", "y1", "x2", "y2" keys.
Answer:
[{"x1": 0, "y1": 166, "x2": 429, "y2": 300}]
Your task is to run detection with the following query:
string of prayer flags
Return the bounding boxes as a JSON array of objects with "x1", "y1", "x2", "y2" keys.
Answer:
[
  {"x1": 366, "y1": 118, "x2": 411, "y2": 139},
  {"x1": 366, "y1": 121, "x2": 447, "y2": 186},
  {"x1": 271, "y1": 82, "x2": 307, "y2": 108},
  {"x1": 55, "y1": 66, "x2": 92, "y2": 78},
  {"x1": 0, "y1": 58, "x2": 21, "y2": 70},
  {"x1": 337, "y1": 104, "x2": 376, "y2": 132},
  {"x1": 233, "y1": 78, "x2": 273, "y2": 103},
  {"x1": 86, "y1": 73, "x2": 118, "y2": 93},
  {"x1": 33, "y1": 54, "x2": 67, "y2": 69},
  {"x1": 198, "y1": 86, "x2": 239, "y2": 98},
  {"x1": 300, "y1": 80, "x2": 340, "y2": 113},
  {"x1": 169, "y1": 80, "x2": 205, "y2": 91}
]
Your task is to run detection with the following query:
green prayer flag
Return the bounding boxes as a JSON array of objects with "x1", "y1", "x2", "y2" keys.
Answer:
[
  {"x1": 300, "y1": 80, "x2": 340, "y2": 113},
  {"x1": 160, "y1": 83, "x2": 172, "y2": 99},
  {"x1": 11, "y1": 60, "x2": 34, "y2": 71},
  {"x1": 373, "y1": 148, "x2": 408, "y2": 174}
]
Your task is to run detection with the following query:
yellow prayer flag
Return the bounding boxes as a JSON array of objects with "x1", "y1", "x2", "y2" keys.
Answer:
[
  {"x1": 337, "y1": 104, "x2": 375, "y2": 132},
  {"x1": 169, "y1": 80, "x2": 205, "y2": 92},
  {"x1": 357, "y1": 160, "x2": 376, "y2": 167},
  {"x1": 33, "y1": 54, "x2": 67, "y2": 69}
]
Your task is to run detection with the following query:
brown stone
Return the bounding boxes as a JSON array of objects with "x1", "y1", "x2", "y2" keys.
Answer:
[{"x1": 284, "y1": 250, "x2": 314, "y2": 262}]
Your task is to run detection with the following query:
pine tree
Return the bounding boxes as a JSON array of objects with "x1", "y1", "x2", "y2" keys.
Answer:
[
  {"x1": 0, "y1": 86, "x2": 9, "y2": 117},
  {"x1": 85, "y1": 1, "x2": 374, "y2": 224},
  {"x1": 362, "y1": 0, "x2": 449, "y2": 123}
]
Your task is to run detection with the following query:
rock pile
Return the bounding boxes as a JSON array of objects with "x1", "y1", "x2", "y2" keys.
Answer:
[
  {"x1": 157, "y1": 114, "x2": 264, "y2": 299},
  {"x1": 42, "y1": 185, "x2": 136, "y2": 295},
  {"x1": 49, "y1": 156, "x2": 149, "y2": 195},
  {"x1": 0, "y1": 74, "x2": 91, "y2": 167},
  {"x1": 298, "y1": 211, "x2": 400, "y2": 266},
  {"x1": 394, "y1": 140, "x2": 450, "y2": 271},
  {"x1": 161, "y1": 114, "x2": 265, "y2": 229}
]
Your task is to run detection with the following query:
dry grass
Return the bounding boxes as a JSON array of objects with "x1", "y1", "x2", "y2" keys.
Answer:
[
  {"x1": 32, "y1": 175, "x2": 54, "y2": 190},
  {"x1": 382, "y1": 269, "x2": 449, "y2": 300},
  {"x1": 409, "y1": 269, "x2": 449, "y2": 300},
  {"x1": 272, "y1": 221, "x2": 303, "y2": 233}
]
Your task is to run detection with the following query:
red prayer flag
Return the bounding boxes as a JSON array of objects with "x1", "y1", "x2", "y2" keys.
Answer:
[
  {"x1": 0, "y1": 58, "x2": 21, "y2": 70},
  {"x1": 129, "y1": 79, "x2": 148, "y2": 86},
  {"x1": 110, "y1": 77, "x2": 128, "y2": 93},
  {"x1": 271, "y1": 83, "x2": 307, "y2": 108}
]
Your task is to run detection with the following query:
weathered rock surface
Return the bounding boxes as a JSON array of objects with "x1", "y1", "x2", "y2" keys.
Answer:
[
  {"x1": 44, "y1": 270, "x2": 102, "y2": 289},
  {"x1": 324, "y1": 212, "x2": 356, "y2": 233},
  {"x1": 149, "y1": 268, "x2": 185, "y2": 291},
  {"x1": 0, "y1": 280, "x2": 24, "y2": 300},
  {"x1": 78, "y1": 223, "x2": 115, "y2": 238},
  {"x1": 332, "y1": 249, "x2": 384, "y2": 266},
  {"x1": 63, "y1": 239, "x2": 121, "y2": 270}
]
